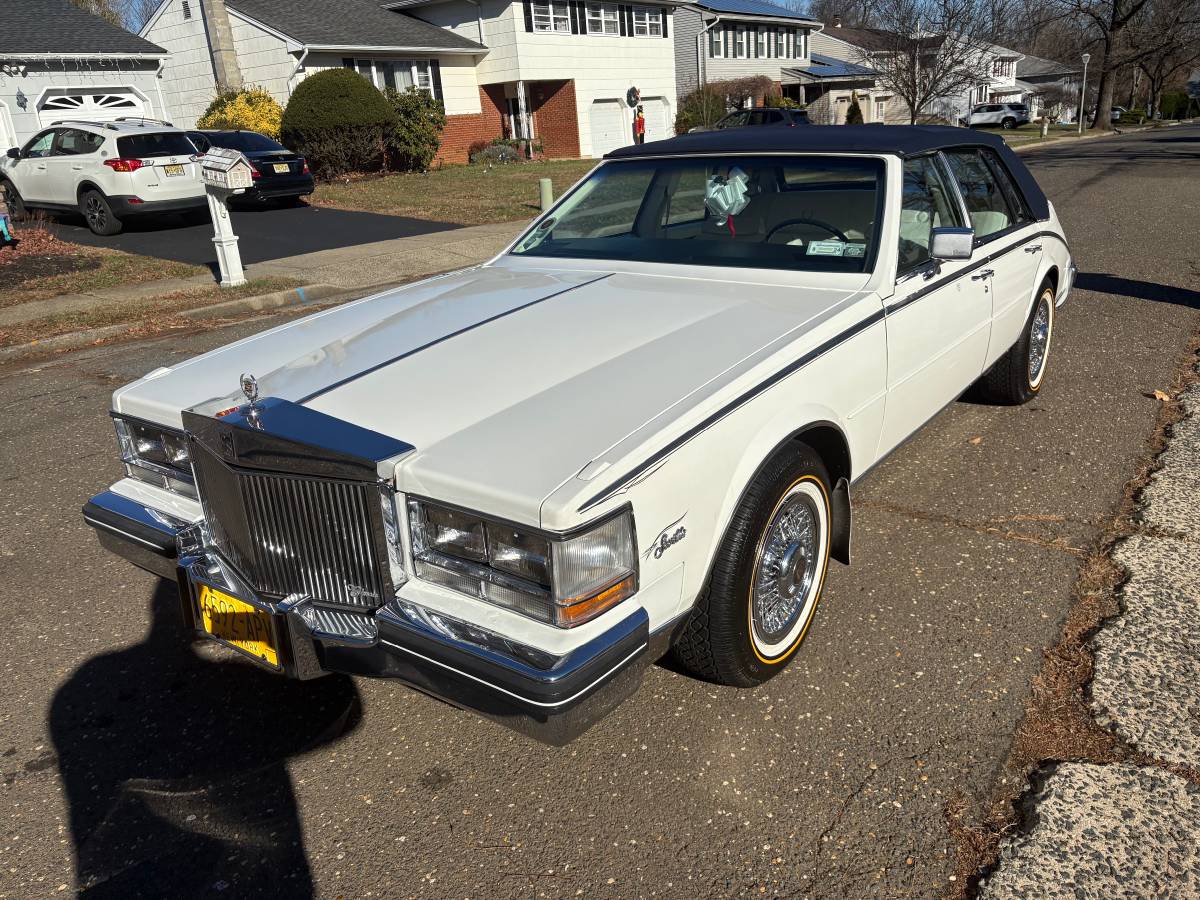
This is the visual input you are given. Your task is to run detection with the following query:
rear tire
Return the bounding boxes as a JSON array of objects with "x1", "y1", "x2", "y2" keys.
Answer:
[
  {"x1": 1001, "y1": 117, "x2": 1017, "y2": 130},
  {"x1": 978, "y1": 281, "x2": 1055, "y2": 405},
  {"x1": 80, "y1": 189, "x2": 122, "y2": 236},
  {"x1": 2, "y1": 180, "x2": 28, "y2": 220},
  {"x1": 671, "y1": 444, "x2": 832, "y2": 687}
]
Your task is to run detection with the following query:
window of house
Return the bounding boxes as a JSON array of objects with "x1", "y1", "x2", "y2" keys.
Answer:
[
  {"x1": 796, "y1": 28, "x2": 808, "y2": 58},
  {"x1": 585, "y1": 2, "x2": 620, "y2": 34},
  {"x1": 756, "y1": 29, "x2": 767, "y2": 57},
  {"x1": 632, "y1": 6, "x2": 661, "y2": 36},
  {"x1": 874, "y1": 96, "x2": 888, "y2": 120},
  {"x1": 710, "y1": 26, "x2": 724, "y2": 57},
  {"x1": 776, "y1": 28, "x2": 786, "y2": 57},
  {"x1": 343, "y1": 59, "x2": 437, "y2": 98},
  {"x1": 532, "y1": 1, "x2": 571, "y2": 32},
  {"x1": 734, "y1": 27, "x2": 746, "y2": 58}
]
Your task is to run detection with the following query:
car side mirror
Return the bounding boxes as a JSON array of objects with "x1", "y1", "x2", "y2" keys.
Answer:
[
  {"x1": 5, "y1": 148, "x2": 20, "y2": 160},
  {"x1": 930, "y1": 226, "x2": 974, "y2": 260}
]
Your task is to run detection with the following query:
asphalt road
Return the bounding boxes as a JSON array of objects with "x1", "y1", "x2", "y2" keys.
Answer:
[
  {"x1": 48, "y1": 201, "x2": 461, "y2": 268},
  {"x1": 2, "y1": 126, "x2": 1199, "y2": 900}
]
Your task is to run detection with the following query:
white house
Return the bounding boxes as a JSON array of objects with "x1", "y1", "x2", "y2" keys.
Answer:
[
  {"x1": 142, "y1": 0, "x2": 679, "y2": 162},
  {"x1": 803, "y1": 25, "x2": 907, "y2": 124},
  {"x1": 0, "y1": 0, "x2": 171, "y2": 152}
]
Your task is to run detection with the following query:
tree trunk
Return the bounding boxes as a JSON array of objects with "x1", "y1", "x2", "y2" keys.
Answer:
[{"x1": 1092, "y1": 68, "x2": 1117, "y2": 130}]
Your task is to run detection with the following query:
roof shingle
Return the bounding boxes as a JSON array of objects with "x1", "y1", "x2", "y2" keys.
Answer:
[
  {"x1": 228, "y1": 0, "x2": 485, "y2": 50},
  {"x1": 0, "y1": 0, "x2": 167, "y2": 55},
  {"x1": 687, "y1": 0, "x2": 819, "y2": 23}
]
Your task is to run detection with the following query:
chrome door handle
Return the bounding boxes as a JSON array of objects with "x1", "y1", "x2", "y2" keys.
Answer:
[
  {"x1": 970, "y1": 269, "x2": 994, "y2": 280},
  {"x1": 71, "y1": 165, "x2": 83, "y2": 170},
  {"x1": 1024, "y1": 244, "x2": 1042, "y2": 253}
]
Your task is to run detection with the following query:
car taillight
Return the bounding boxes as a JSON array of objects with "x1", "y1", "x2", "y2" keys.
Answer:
[
  {"x1": 251, "y1": 168, "x2": 261, "y2": 179},
  {"x1": 103, "y1": 158, "x2": 145, "y2": 173},
  {"x1": 301, "y1": 160, "x2": 310, "y2": 175}
]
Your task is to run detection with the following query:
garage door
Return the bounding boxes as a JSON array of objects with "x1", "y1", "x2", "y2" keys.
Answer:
[
  {"x1": 0, "y1": 101, "x2": 13, "y2": 152},
  {"x1": 641, "y1": 96, "x2": 671, "y2": 142},
  {"x1": 38, "y1": 89, "x2": 144, "y2": 127},
  {"x1": 589, "y1": 99, "x2": 627, "y2": 157}
]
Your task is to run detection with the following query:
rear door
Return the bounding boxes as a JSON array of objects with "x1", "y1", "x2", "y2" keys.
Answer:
[
  {"x1": 46, "y1": 128, "x2": 105, "y2": 204},
  {"x1": 942, "y1": 148, "x2": 1041, "y2": 367},
  {"x1": 115, "y1": 131, "x2": 202, "y2": 201},
  {"x1": 879, "y1": 154, "x2": 990, "y2": 456}
]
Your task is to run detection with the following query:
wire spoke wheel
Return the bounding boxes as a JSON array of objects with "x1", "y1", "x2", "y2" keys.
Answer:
[
  {"x1": 752, "y1": 490, "x2": 820, "y2": 647},
  {"x1": 1027, "y1": 294, "x2": 1052, "y2": 387}
]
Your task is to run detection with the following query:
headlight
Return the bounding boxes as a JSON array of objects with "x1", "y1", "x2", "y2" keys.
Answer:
[
  {"x1": 408, "y1": 499, "x2": 636, "y2": 628},
  {"x1": 113, "y1": 414, "x2": 196, "y2": 499}
]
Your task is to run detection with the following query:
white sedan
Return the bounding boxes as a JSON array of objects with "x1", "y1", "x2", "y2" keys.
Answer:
[{"x1": 84, "y1": 126, "x2": 1073, "y2": 744}]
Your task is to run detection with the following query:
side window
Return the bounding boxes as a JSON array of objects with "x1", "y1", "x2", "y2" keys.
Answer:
[
  {"x1": 54, "y1": 128, "x2": 104, "y2": 155},
  {"x1": 943, "y1": 149, "x2": 1014, "y2": 240},
  {"x1": 898, "y1": 155, "x2": 963, "y2": 272},
  {"x1": 23, "y1": 130, "x2": 56, "y2": 158},
  {"x1": 980, "y1": 149, "x2": 1033, "y2": 224}
]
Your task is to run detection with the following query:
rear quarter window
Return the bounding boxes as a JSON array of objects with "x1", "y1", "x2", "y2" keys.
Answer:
[{"x1": 116, "y1": 132, "x2": 197, "y2": 158}]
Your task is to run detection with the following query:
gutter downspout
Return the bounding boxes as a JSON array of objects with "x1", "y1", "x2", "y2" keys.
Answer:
[
  {"x1": 697, "y1": 13, "x2": 721, "y2": 88},
  {"x1": 287, "y1": 47, "x2": 309, "y2": 98},
  {"x1": 153, "y1": 57, "x2": 169, "y2": 121}
]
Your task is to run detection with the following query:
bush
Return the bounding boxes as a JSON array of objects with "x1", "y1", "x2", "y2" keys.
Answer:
[
  {"x1": 197, "y1": 86, "x2": 283, "y2": 139},
  {"x1": 1159, "y1": 91, "x2": 1192, "y2": 120},
  {"x1": 280, "y1": 69, "x2": 397, "y2": 178},
  {"x1": 383, "y1": 86, "x2": 446, "y2": 172},
  {"x1": 470, "y1": 139, "x2": 522, "y2": 165},
  {"x1": 845, "y1": 96, "x2": 864, "y2": 124},
  {"x1": 675, "y1": 85, "x2": 727, "y2": 133},
  {"x1": 762, "y1": 94, "x2": 802, "y2": 109}
]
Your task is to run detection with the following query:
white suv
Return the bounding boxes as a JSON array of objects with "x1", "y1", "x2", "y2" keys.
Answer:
[
  {"x1": 0, "y1": 118, "x2": 205, "y2": 235},
  {"x1": 960, "y1": 103, "x2": 1031, "y2": 130}
]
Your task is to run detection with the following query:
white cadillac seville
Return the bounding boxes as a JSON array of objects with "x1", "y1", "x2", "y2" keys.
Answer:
[{"x1": 84, "y1": 126, "x2": 1073, "y2": 743}]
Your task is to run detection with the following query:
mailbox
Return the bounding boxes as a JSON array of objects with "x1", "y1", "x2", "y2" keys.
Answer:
[
  {"x1": 201, "y1": 147, "x2": 255, "y2": 192},
  {"x1": 200, "y1": 147, "x2": 254, "y2": 287}
]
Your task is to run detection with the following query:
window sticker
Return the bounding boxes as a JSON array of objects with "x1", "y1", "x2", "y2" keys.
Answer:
[
  {"x1": 843, "y1": 243, "x2": 866, "y2": 258},
  {"x1": 806, "y1": 239, "x2": 846, "y2": 256}
]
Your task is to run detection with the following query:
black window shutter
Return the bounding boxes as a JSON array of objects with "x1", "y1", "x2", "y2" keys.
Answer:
[
  {"x1": 618, "y1": 3, "x2": 628, "y2": 35},
  {"x1": 523, "y1": 0, "x2": 534, "y2": 31},
  {"x1": 430, "y1": 59, "x2": 443, "y2": 105},
  {"x1": 569, "y1": 0, "x2": 580, "y2": 33},
  {"x1": 660, "y1": 7, "x2": 668, "y2": 37}
]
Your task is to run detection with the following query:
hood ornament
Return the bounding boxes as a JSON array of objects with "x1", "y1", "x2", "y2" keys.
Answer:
[{"x1": 240, "y1": 373, "x2": 262, "y2": 428}]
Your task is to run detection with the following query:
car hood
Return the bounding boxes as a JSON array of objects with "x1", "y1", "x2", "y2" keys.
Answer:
[{"x1": 116, "y1": 264, "x2": 869, "y2": 525}]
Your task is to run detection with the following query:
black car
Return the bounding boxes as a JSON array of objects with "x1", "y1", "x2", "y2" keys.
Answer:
[
  {"x1": 690, "y1": 107, "x2": 810, "y2": 133},
  {"x1": 187, "y1": 130, "x2": 314, "y2": 204}
]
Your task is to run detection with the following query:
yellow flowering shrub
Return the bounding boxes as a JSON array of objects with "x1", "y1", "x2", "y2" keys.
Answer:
[{"x1": 197, "y1": 87, "x2": 283, "y2": 140}]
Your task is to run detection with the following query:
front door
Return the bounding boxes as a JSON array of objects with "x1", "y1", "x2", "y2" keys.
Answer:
[
  {"x1": 13, "y1": 129, "x2": 58, "y2": 203},
  {"x1": 878, "y1": 153, "x2": 992, "y2": 457}
]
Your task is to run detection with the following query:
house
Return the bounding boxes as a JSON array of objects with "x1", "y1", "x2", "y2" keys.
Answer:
[
  {"x1": 805, "y1": 25, "x2": 908, "y2": 123},
  {"x1": 141, "y1": 0, "x2": 488, "y2": 162},
  {"x1": 672, "y1": 0, "x2": 821, "y2": 102},
  {"x1": 1015, "y1": 53, "x2": 1081, "y2": 121},
  {"x1": 143, "y1": 0, "x2": 680, "y2": 162},
  {"x1": 392, "y1": 0, "x2": 680, "y2": 156},
  {"x1": 0, "y1": 0, "x2": 171, "y2": 151}
]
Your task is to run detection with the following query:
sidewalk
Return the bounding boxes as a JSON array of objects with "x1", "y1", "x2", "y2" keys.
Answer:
[{"x1": 979, "y1": 363, "x2": 1200, "y2": 897}]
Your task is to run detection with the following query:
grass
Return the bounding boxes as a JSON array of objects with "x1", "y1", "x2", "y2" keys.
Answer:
[
  {"x1": 1000, "y1": 124, "x2": 1090, "y2": 146},
  {"x1": 310, "y1": 159, "x2": 598, "y2": 225},
  {"x1": 0, "y1": 276, "x2": 303, "y2": 349}
]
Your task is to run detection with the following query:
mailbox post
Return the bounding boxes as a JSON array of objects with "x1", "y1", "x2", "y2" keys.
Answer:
[{"x1": 199, "y1": 148, "x2": 255, "y2": 287}]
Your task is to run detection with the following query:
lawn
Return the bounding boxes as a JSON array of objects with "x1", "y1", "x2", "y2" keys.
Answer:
[
  {"x1": 1001, "y1": 124, "x2": 1090, "y2": 146},
  {"x1": 0, "y1": 222, "x2": 204, "y2": 308},
  {"x1": 310, "y1": 159, "x2": 598, "y2": 225}
]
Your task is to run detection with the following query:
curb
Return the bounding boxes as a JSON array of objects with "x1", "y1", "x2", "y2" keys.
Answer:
[
  {"x1": 0, "y1": 280, "x2": 395, "y2": 364},
  {"x1": 1012, "y1": 122, "x2": 1169, "y2": 153}
]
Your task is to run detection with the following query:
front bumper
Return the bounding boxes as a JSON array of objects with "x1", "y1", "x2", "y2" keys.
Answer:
[{"x1": 82, "y1": 490, "x2": 659, "y2": 744}]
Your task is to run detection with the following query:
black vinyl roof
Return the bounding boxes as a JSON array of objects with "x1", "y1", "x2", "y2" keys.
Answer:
[{"x1": 606, "y1": 125, "x2": 1050, "y2": 220}]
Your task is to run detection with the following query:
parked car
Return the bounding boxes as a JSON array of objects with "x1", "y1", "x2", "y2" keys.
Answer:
[
  {"x1": 961, "y1": 102, "x2": 1031, "y2": 129},
  {"x1": 690, "y1": 107, "x2": 809, "y2": 133},
  {"x1": 187, "y1": 130, "x2": 313, "y2": 205},
  {"x1": 0, "y1": 118, "x2": 205, "y2": 235},
  {"x1": 84, "y1": 126, "x2": 1073, "y2": 744},
  {"x1": 1111, "y1": 106, "x2": 1127, "y2": 123}
]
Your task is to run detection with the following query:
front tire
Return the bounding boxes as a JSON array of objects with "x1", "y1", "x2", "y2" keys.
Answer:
[
  {"x1": 1001, "y1": 117, "x2": 1017, "y2": 130},
  {"x1": 978, "y1": 281, "x2": 1055, "y2": 404},
  {"x1": 81, "y1": 189, "x2": 122, "y2": 236},
  {"x1": 671, "y1": 444, "x2": 832, "y2": 687},
  {"x1": 2, "y1": 180, "x2": 28, "y2": 220}
]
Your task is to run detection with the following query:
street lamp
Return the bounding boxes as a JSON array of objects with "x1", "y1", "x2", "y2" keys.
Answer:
[{"x1": 1078, "y1": 52, "x2": 1091, "y2": 134}]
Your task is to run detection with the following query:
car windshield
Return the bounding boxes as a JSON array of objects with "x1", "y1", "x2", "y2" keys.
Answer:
[
  {"x1": 203, "y1": 131, "x2": 285, "y2": 152},
  {"x1": 510, "y1": 155, "x2": 885, "y2": 273},
  {"x1": 117, "y1": 132, "x2": 197, "y2": 158}
]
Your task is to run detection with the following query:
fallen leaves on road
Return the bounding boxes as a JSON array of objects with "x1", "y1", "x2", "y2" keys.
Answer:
[
  {"x1": 969, "y1": 436, "x2": 983, "y2": 445},
  {"x1": 1148, "y1": 389, "x2": 1172, "y2": 402}
]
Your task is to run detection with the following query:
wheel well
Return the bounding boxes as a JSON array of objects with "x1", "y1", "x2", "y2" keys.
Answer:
[
  {"x1": 792, "y1": 423, "x2": 852, "y2": 485},
  {"x1": 77, "y1": 182, "x2": 104, "y2": 202},
  {"x1": 1043, "y1": 265, "x2": 1059, "y2": 295}
]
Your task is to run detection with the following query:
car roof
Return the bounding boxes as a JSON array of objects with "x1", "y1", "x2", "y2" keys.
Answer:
[
  {"x1": 44, "y1": 118, "x2": 184, "y2": 135},
  {"x1": 605, "y1": 124, "x2": 1050, "y2": 221}
]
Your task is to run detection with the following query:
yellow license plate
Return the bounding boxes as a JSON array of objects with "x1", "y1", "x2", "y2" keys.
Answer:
[
  {"x1": 163, "y1": 163, "x2": 185, "y2": 176},
  {"x1": 272, "y1": 163, "x2": 290, "y2": 174},
  {"x1": 197, "y1": 584, "x2": 280, "y2": 668}
]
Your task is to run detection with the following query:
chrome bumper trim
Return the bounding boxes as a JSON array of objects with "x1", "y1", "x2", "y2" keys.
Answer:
[{"x1": 1059, "y1": 261, "x2": 1076, "y2": 307}]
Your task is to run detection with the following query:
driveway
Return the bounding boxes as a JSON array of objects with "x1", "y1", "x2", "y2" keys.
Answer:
[
  {"x1": 1, "y1": 126, "x2": 1199, "y2": 899},
  {"x1": 50, "y1": 201, "x2": 461, "y2": 267}
]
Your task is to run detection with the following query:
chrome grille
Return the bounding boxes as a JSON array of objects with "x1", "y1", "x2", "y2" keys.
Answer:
[{"x1": 191, "y1": 442, "x2": 388, "y2": 609}]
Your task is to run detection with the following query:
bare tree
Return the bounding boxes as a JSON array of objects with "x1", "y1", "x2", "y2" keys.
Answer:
[
  {"x1": 848, "y1": 0, "x2": 1004, "y2": 123},
  {"x1": 70, "y1": 0, "x2": 163, "y2": 31},
  {"x1": 69, "y1": 0, "x2": 123, "y2": 26},
  {"x1": 806, "y1": 0, "x2": 880, "y2": 27},
  {"x1": 1129, "y1": 0, "x2": 1200, "y2": 116}
]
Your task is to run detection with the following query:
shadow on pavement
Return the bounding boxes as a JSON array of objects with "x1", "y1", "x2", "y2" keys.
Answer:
[
  {"x1": 50, "y1": 580, "x2": 360, "y2": 899},
  {"x1": 1075, "y1": 272, "x2": 1200, "y2": 309}
]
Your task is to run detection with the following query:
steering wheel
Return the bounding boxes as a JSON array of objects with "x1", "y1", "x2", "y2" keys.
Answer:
[{"x1": 765, "y1": 218, "x2": 849, "y2": 243}]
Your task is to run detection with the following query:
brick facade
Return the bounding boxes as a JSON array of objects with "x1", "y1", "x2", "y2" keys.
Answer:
[
  {"x1": 433, "y1": 84, "x2": 506, "y2": 166},
  {"x1": 529, "y1": 79, "x2": 580, "y2": 159}
]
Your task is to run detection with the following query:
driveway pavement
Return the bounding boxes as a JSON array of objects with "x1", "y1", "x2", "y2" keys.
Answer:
[
  {"x1": 49, "y1": 201, "x2": 461, "y2": 268},
  {"x1": 1, "y1": 126, "x2": 1199, "y2": 899}
]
